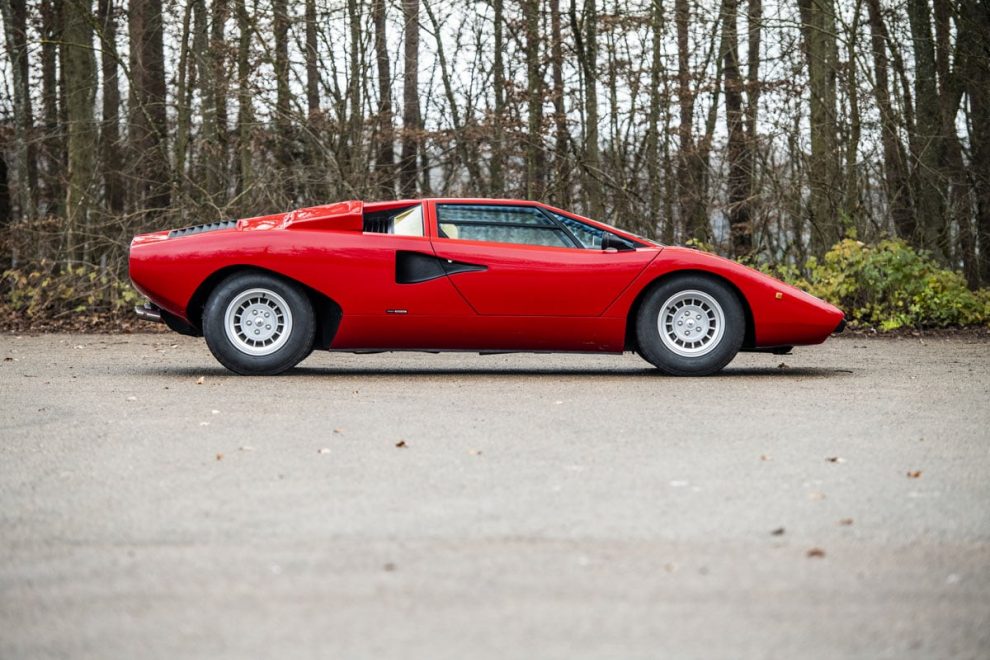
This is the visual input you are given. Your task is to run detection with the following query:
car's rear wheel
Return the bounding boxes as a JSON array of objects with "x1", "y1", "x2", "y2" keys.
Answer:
[
  {"x1": 203, "y1": 271, "x2": 315, "y2": 375},
  {"x1": 635, "y1": 274, "x2": 745, "y2": 376}
]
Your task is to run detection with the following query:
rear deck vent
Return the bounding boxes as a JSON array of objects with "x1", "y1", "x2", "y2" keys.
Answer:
[
  {"x1": 168, "y1": 219, "x2": 238, "y2": 239},
  {"x1": 363, "y1": 205, "x2": 418, "y2": 234}
]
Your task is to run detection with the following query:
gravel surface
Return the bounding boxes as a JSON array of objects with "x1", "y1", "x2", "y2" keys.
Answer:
[{"x1": 1, "y1": 333, "x2": 988, "y2": 659}]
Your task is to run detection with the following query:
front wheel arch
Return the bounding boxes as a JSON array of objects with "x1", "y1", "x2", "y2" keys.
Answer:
[
  {"x1": 186, "y1": 266, "x2": 342, "y2": 350},
  {"x1": 624, "y1": 269, "x2": 755, "y2": 353}
]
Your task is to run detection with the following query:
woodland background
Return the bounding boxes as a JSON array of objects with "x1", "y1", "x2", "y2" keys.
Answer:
[{"x1": 1, "y1": 0, "x2": 989, "y2": 328}]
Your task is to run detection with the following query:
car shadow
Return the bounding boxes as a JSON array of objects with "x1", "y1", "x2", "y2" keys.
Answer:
[{"x1": 141, "y1": 365, "x2": 853, "y2": 379}]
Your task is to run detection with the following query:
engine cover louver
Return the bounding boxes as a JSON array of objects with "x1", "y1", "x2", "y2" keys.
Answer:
[{"x1": 168, "y1": 219, "x2": 238, "y2": 238}]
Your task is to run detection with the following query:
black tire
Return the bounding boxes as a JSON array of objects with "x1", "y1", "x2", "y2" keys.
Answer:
[
  {"x1": 202, "y1": 271, "x2": 315, "y2": 375},
  {"x1": 635, "y1": 274, "x2": 745, "y2": 376}
]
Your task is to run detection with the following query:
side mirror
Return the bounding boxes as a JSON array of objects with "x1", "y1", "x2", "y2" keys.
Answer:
[{"x1": 601, "y1": 232, "x2": 636, "y2": 252}]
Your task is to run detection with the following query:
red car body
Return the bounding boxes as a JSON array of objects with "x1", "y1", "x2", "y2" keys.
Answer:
[{"x1": 129, "y1": 198, "x2": 844, "y2": 358}]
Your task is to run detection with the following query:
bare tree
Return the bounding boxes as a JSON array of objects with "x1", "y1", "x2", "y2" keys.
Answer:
[
  {"x1": 521, "y1": 0, "x2": 545, "y2": 200},
  {"x1": 372, "y1": 0, "x2": 395, "y2": 197},
  {"x1": 571, "y1": 0, "x2": 604, "y2": 219},
  {"x1": 1, "y1": 0, "x2": 36, "y2": 218},
  {"x1": 798, "y1": 0, "x2": 843, "y2": 252},
  {"x1": 235, "y1": 0, "x2": 253, "y2": 198},
  {"x1": 273, "y1": 0, "x2": 292, "y2": 202},
  {"x1": 62, "y1": 0, "x2": 98, "y2": 259},
  {"x1": 490, "y1": 0, "x2": 506, "y2": 196},
  {"x1": 400, "y1": 0, "x2": 421, "y2": 197},
  {"x1": 128, "y1": 0, "x2": 170, "y2": 221},
  {"x1": 96, "y1": 0, "x2": 124, "y2": 215}
]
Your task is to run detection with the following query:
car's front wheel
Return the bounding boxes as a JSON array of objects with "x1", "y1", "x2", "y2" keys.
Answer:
[
  {"x1": 635, "y1": 274, "x2": 745, "y2": 376},
  {"x1": 202, "y1": 271, "x2": 315, "y2": 375}
]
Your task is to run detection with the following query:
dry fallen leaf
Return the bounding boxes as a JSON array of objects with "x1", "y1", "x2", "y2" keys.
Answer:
[
  {"x1": 468, "y1": 449, "x2": 483, "y2": 456},
  {"x1": 825, "y1": 456, "x2": 846, "y2": 463},
  {"x1": 771, "y1": 527, "x2": 786, "y2": 536},
  {"x1": 760, "y1": 454, "x2": 772, "y2": 461},
  {"x1": 907, "y1": 470, "x2": 923, "y2": 479},
  {"x1": 215, "y1": 453, "x2": 223, "y2": 461},
  {"x1": 195, "y1": 376, "x2": 205, "y2": 385},
  {"x1": 806, "y1": 548, "x2": 826, "y2": 558},
  {"x1": 395, "y1": 440, "x2": 407, "y2": 448},
  {"x1": 777, "y1": 362, "x2": 789, "y2": 369},
  {"x1": 317, "y1": 448, "x2": 331, "y2": 455},
  {"x1": 3, "y1": 357, "x2": 13, "y2": 362},
  {"x1": 838, "y1": 518, "x2": 854, "y2": 526},
  {"x1": 333, "y1": 428, "x2": 345, "y2": 434}
]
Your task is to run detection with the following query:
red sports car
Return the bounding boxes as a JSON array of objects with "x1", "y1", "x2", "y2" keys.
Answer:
[{"x1": 129, "y1": 198, "x2": 844, "y2": 376}]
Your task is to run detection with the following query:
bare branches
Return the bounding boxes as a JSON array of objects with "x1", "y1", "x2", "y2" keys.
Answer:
[{"x1": 0, "y1": 0, "x2": 987, "y2": 284}]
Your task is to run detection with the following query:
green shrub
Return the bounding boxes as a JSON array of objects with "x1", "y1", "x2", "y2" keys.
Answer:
[{"x1": 769, "y1": 239, "x2": 990, "y2": 331}]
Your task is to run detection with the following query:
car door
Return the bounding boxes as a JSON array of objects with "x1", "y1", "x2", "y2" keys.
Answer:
[
  {"x1": 323, "y1": 203, "x2": 476, "y2": 350},
  {"x1": 428, "y1": 202, "x2": 657, "y2": 317}
]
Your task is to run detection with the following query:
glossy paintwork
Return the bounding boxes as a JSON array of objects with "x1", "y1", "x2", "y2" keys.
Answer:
[{"x1": 129, "y1": 198, "x2": 844, "y2": 352}]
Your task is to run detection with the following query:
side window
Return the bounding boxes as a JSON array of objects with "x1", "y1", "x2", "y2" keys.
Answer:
[
  {"x1": 436, "y1": 204, "x2": 576, "y2": 248},
  {"x1": 547, "y1": 211, "x2": 606, "y2": 248},
  {"x1": 363, "y1": 204, "x2": 424, "y2": 236}
]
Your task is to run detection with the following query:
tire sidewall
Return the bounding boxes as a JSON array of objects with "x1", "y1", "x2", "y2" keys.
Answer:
[
  {"x1": 636, "y1": 274, "x2": 745, "y2": 376},
  {"x1": 203, "y1": 272, "x2": 315, "y2": 375}
]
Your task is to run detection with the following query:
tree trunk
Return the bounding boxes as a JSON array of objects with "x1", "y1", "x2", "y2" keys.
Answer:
[
  {"x1": 549, "y1": 0, "x2": 569, "y2": 207},
  {"x1": 128, "y1": 0, "x2": 170, "y2": 222},
  {"x1": 347, "y1": 0, "x2": 363, "y2": 185},
  {"x1": 522, "y1": 0, "x2": 545, "y2": 200},
  {"x1": 372, "y1": 0, "x2": 395, "y2": 197},
  {"x1": 305, "y1": 0, "x2": 320, "y2": 118},
  {"x1": 959, "y1": 0, "x2": 990, "y2": 283},
  {"x1": 235, "y1": 0, "x2": 253, "y2": 198},
  {"x1": 646, "y1": 0, "x2": 664, "y2": 239},
  {"x1": 173, "y1": 0, "x2": 194, "y2": 207},
  {"x1": 843, "y1": 0, "x2": 863, "y2": 227},
  {"x1": 62, "y1": 0, "x2": 98, "y2": 260},
  {"x1": 798, "y1": 0, "x2": 843, "y2": 253},
  {"x1": 273, "y1": 0, "x2": 292, "y2": 202},
  {"x1": 571, "y1": 0, "x2": 604, "y2": 219},
  {"x1": 865, "y1": 0, "x2": 914, "y2": 240},
  {"x1": 490, "y1": 0, "x2": 506, "y2": 196},
  {"x1": 400, "y1": 0, "x2": 421, "y2": 197},
  {"x1": 906, "y1": 0, "x2": 947, "y2": 258},
  {"x1": 0, "y1": 148, "x2": 10, "y2": 229},
  {"x1": 1, "y1": 0, "x2": 36, "y2": 219},
  {"x1": 723, "y1": 0, "x2": 751, "y2": 257},
  {"x1": 675, "y1": 0, "x2": 707, "y2": 241},
  {"x1": 96, "y1": 0, "x2": 124, "y2": 215},
  {"x1": 202, "y1": 0, "x2": 228, "y2": 206},
  {"x1": 40, "y1": 0, "x2": 63, "y2": 215}
]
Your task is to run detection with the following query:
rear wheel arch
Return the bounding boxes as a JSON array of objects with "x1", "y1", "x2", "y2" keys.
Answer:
[
  {"x1": 624, "y1": 269, "x2": 755, "y2": 352},
  {"x1": 186, "y1": 266, "x2": 343, "y2": 350}
]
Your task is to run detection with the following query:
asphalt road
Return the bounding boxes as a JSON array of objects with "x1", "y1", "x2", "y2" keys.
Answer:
[{"x1": 1, "y1": 333, "x2": 988, "y2": 659}]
